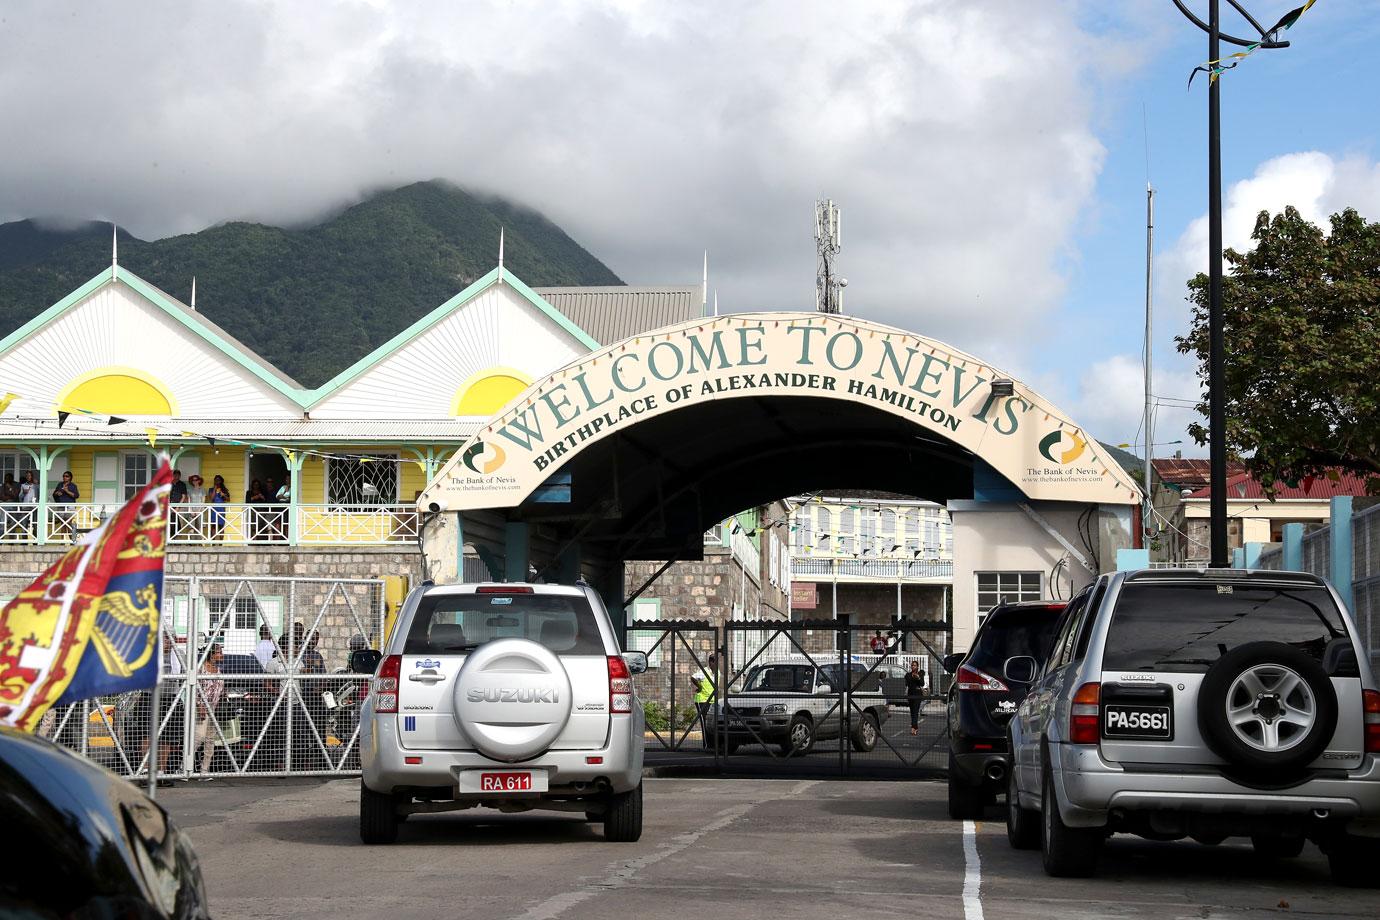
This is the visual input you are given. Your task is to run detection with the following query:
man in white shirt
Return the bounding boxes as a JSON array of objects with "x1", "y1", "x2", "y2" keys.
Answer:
[{"x1": 254, "y1": 625, "x2": 276, "y2": 668}]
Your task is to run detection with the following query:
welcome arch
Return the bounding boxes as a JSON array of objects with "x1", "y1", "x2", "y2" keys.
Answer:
[{"x1": 421, "y1": 312, "x2": 1139, "y2": 518}]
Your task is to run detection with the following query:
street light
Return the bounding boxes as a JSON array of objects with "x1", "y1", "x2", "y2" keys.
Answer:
[{"x1": 1171, "y1": 0, "x2": 1289, "y2": 568}]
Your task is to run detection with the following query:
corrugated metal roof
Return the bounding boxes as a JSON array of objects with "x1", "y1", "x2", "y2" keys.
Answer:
[
  {"x1": 534, "y1": 286, "x2": 704, "y2": 344},
  {"x1": 0, "y1": 417, "x2": 479, "y2": 442},
  {"x1": 1187, "y1": 468, "x2": 1373, "y2": 501}
]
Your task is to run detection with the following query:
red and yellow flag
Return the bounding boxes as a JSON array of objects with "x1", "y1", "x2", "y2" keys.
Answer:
[{"x1": 0, "y1": 462, "x2": 172, "y2": 731}]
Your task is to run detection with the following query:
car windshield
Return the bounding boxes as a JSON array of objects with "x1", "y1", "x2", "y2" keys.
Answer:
[
  {"x1": 404, "y1": 591, "x2": 604, "y2": 655},
  {"x1": 966, "y1": 607, "x2": 1064, "y2": 672},
  {"x1": 743, "y1": 665, "x2": 814, "y2": 692},
  {"x1": 1102, "y1": 582, "x2": 1348, "y2": 673},
  {"x1": 818, "y1": 662, "x2": 883, "y2": 692}
]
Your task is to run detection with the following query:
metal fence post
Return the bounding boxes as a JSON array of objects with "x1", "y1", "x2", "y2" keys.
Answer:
[{"x1": 185, "y1": 577, "x2": 202, "y2": 776}]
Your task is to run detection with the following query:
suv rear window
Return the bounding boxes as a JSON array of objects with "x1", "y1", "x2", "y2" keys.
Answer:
[
  {"x1": 967, "y1": 606, "x2": 1064, "y2": 672},
  {"x1": 404, "y1": 591, "x2": 605, "y2": 656},
  {"x1": 1102, "y1": 582, "x2": 1348, "y2": 673}
]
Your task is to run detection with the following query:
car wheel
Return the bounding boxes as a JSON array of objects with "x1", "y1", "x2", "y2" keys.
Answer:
[
  {"x1": 1006, "y1": 759, "x2": 1039, "y2": 849},
  {"x1": 1040, "y1": 763, "x2": 1101, "y2": 877},
  {"x1": 359, "y1": 781, "x2": 400, "y2": 845},
  {"x1": 851, "y1": 712, "x2": 880, "y2": 752},
  {"x1": 780, "y1": 715, "x2": 815, "y2": 757},
  {"x1": 947, "y1": 753, "x2": 985, "y2": 820},
  {"x1": 1251, "y1": 834, "x2": 1305, "y2": 858},
  {"x1": 1328, "y1": 833, "x2": 1380, "y2": 887},
  {"x1": 604, "y1": 783, "x2": 643, "y2": 842}
]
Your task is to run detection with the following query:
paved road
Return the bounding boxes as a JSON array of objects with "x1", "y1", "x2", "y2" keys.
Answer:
[{"x1": 161, "y1": 777, "x2": 1379, "y2": 920}]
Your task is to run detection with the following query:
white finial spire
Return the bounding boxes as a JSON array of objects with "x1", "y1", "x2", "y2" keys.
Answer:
[
  {"x1": 111, "y1": 223, "x2": 118, "y2": 281},
  {"x1": 190, "y1": 277, "x2": 197, "y2": 311},
  {"x1": 498, "y1": 227, "x2": 505, "y2": 284},
  {"x1": 713, "y1": 288, "x2": 719, "y2": 317},
  {"x1": 702, "y1": 250, "x2": 708, "y2": 307}
]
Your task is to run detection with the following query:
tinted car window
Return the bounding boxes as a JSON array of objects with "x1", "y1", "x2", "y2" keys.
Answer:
[
  {"x1": 1103, "y1": 582, "x2": 1348, "y2": 673},
  {"x1": 819, "y1": 663, "x2": 882, "y2": 692},
  {"x1": 967, "y1": 605, "x2": 1065, "y2": 673},
  {"x1": 745, "y1": 665, "x2": 814, "y2": 692},
  {"x1": 405, "y1": 592, "x2": 604, "y2": 655}
]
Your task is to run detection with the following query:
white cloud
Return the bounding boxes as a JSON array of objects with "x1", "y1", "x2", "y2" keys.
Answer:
[{"x1": 0, "y1": 0, "x2": 1130, "y2": 358}]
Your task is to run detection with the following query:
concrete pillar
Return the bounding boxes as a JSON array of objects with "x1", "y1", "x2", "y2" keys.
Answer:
[
  {"x1": 1282, "y1": 523, "x2": 1303, "y2": 571},
  {"x1": 555, "y1": 541, "x2": 581, "y2": 584},
  {"x1": 1232, "y1": 547, "x2": 1245, "y2": 569},
  {"x1": 1330, "y1": 496, "x2": 1354, "y2": 611},
  {"x1": 504, "y1": 522, "x2": 530, "y2": 582},
  {"x1": 1243, "y1": 542, "x2": 1263, "y2": 569}
]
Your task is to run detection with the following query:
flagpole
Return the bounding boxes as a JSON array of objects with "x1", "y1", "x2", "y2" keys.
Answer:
[{"x1": 147, "y1": 638, "x2": 161, "y2": 798}]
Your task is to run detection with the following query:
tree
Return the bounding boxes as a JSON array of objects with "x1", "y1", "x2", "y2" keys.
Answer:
[{"x1": 1176, "y1": 206, "x2": 1380, "y2": 495}]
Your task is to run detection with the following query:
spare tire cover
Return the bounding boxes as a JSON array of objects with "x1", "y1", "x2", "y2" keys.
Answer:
[
  {"x1": 1196, "y1": 641, "x2": 1337, "y2": 774},
  {"x1": 454, "y1": 638, "x2": 574, "y2": 762}
]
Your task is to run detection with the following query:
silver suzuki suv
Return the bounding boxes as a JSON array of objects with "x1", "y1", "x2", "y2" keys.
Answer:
[
  {"x1": 359, "y1": 582, "x2": 647, "y2": 844},
  {"x1": 1008, "y1": 569, "x2": 1380, "y2": 885}
]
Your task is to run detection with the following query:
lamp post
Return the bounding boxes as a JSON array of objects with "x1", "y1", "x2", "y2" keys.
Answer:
[{"x1": 1171, "y1": 1, "x2": 1288, "y2": 567}]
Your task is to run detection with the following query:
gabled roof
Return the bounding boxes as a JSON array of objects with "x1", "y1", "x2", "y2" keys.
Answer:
[
  {"x1": 305, "y1": 266, "x2": 601, "y2": 405},
  {"x1": 534, "y1": 285, "x2": 703, "y2": 345},
  {"x1": 0, "y1": 266, "x2": 310, "y2": 407}
]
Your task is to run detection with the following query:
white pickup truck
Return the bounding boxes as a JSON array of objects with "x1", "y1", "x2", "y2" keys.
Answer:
[{"x1": 710, "y1": 658, "x2": 896, "y2": 756}]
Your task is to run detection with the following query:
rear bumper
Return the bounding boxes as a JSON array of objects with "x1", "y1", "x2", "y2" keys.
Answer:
[
  {"x1": 1052, "y1": 744, "x2": 1380, "y2": 831},
  {"x1": 951, "y1": 750, "x2": 1010, "y2": 789},
  {"x1": 361, "y1": 712, "x2": 643, "y2": 796}
]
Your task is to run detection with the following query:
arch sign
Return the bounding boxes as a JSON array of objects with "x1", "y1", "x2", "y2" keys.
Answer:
[{"x1": 420, "y1": 313, "x2": 1141, "y2": 511}]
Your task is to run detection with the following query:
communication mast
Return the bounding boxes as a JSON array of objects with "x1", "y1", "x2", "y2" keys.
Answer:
[{"x1": 815, "y1": 199, "x2": 846, "y2": 313}]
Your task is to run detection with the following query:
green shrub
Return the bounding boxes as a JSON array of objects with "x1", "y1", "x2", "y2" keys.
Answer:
[{"x1": 643, "y1": 701, "x2": 670, "y2": 732}]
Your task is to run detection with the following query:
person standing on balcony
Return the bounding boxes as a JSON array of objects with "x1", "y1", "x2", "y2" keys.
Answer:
[
  {"x1": 18, "y1": 471, "x2": 36, "y2": 538},
  {"x1": 245, "y1": 479, "x2": 267, "y2": 541},
  {"x1": 186, "y1": 474, "x2": 207, "y2": 541},
  {"x1": 208, "y1": 475, "x2": 229, "y2": 541},
  {"x1": 272, "y1": 473, "x2": 290, "y2": 541},
  {"x1": 52, "y1": 470, "x2": 78, "y2": 537},
  {"x1": 168, "y1": 470, "x2": 187, "y2": 540},
  {"x1": 1, "y1": 473, "x2": 18, "y2": 539}
]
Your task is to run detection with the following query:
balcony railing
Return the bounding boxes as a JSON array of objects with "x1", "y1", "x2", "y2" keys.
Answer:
[
  {"x1": 791, "y1": 557, "x2": 953, "y2": 581},
  {"x1": 0, "y1": 503, "x2": 422, "y2": 547}
]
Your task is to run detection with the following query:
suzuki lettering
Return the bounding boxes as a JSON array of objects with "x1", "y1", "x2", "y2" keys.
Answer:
[{"x1": 467, "y1": 688, "x2": 560, "y2": 703}]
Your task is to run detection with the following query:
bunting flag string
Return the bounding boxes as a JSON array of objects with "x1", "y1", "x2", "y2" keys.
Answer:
[{"x1": 1189, "y1": 0, "x2": 1317, "y2": 88}]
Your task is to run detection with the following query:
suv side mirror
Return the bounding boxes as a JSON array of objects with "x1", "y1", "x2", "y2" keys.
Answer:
[
  {"x1": 941, "y1": 653, "x2": 964, "y2": 674},
  {"x1": 349, "y1": 649, "x2": 382, "y2": 674},
  {"x1": 1004, "y1": 655, "x2": 1038, "y2": 683},
  {"x1": 623, "y1": 651, "x2": 649, "y2": 675}
]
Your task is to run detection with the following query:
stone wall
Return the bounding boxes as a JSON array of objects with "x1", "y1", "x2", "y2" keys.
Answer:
[
  {"x1": 0, "y1": 545, "x2": 424, "y2": 582},
  {"x1": 626, "y1": 543, "x2": 786, "y2": 627},
  {"x1": 793, "y1": 581, "x2": 946, "y2": 625}
]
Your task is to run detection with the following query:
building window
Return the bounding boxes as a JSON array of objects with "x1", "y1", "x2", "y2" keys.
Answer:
[
  {"x1": 840, "y1": 506, "x2": 855, "y2": 536},
  {"x1": 122, "y1": 452, "x2": 152, "y2": 500},
  {"x1": 327, "y1": 454, "x2": 399, "y2": 504},
  {"x1": 975, "y1": 572, "x2": 1043, "y2": 623},
  {"x1": 880, "y1": 508, "x2": 896, "y2": 535},
  {"x1": 0, "y1": 451, "x2": 25, "y2": 487}
]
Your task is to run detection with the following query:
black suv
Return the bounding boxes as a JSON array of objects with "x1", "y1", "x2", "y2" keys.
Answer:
[{"x1": 944, "y1": 599, "x2": 1066, "y2": 818}]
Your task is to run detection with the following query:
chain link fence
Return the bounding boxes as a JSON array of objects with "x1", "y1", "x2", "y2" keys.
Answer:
[{"x1": 15, "y1": 574, "x2": 385, "y2": 779}]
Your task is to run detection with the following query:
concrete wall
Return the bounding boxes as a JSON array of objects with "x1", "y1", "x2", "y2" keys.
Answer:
[
  {"x1": 948, "y1": 501, "x2": 1098, "y2": 653},
  {"x1": 625, "y1": 542, "x2": 784, "y2": 627}
]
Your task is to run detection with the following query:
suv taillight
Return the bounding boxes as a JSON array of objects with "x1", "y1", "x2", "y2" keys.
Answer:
[
  {"x1": 955, "y1": 664, "x2": 1008, "y2": 692},
  {"x1": 1364, "y1": 689, "x2": 1380, "y2": 755},
  {"x1": 608, "y1": 655, "x2": 632, "y2": 714},
  {"x1": 1069, "y1": 682, "x2": 1100, "y2": 745},
  {"x1": 373, "y1": 654, "x2": 401, "y2": 714}
]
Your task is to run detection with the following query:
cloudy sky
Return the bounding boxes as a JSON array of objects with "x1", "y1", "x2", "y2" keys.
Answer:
[{"x1": 2, "y1": 0, "x2": 1378, "y2": 455}]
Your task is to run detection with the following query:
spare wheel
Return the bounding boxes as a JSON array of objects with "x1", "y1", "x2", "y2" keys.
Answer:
[
  {"x1": 454, "y1": 638, "x2": 574, "y2": 762},
  {"x1": 1197, "y1": 641, "x2": 1337, "y2": 773}
]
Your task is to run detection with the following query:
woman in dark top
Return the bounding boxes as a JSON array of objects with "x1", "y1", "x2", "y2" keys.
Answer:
[
  {"x1": 905, "y1": 660, "x2": 926, "y2": 735},
  {"x1": 245, "y1": 479, "x2": 267, "y2": 541}
]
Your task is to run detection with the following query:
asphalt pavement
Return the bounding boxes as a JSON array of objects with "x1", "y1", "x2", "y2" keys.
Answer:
[{"x1": 160, "y1": 776, "x2": 1380, "y2": 920}]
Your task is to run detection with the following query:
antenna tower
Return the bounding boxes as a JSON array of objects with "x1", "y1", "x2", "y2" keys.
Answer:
[{"x1": 814, "y1": 199, "x2": 844, "y2": 313}]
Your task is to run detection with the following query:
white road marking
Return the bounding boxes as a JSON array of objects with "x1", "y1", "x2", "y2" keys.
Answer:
[
  {"x1": 963, "y1": 819, "x2": 985, "y2": 920},
  {"x1": 515, "y1": 780, "x2": 818, "y2": 920}
]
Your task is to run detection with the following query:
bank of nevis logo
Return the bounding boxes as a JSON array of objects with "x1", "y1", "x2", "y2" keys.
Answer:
[
  {"x1": 1038, "y1": 429, "x2": 1088, "y2": 465},
  {"x1": 461, "y1": 440, "x2": 507, "y2": 474}
]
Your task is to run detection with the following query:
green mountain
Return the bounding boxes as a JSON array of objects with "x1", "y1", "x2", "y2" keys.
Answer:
[{"x1": 0, "y1": 180, "x2": 622, "y2": 387}]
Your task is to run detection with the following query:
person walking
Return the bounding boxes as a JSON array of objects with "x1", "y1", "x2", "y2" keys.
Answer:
[
  {"x1": 693, "y1": 653, "x2": 717, "y2": 749},
  {"x1": 194, "y1": 641, "x2": 226, "y2": 776},
  {"x1": 905, "y1": 660, "x2": 927, "y2": 736}
]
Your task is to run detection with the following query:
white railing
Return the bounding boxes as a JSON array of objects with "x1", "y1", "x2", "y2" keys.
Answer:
[
  {"x1": 32, "y1": 502, "x2": 420, "y2": 546},
  {"x1": 791, "y1": 557, "x2": 953, "y2": 581}
]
